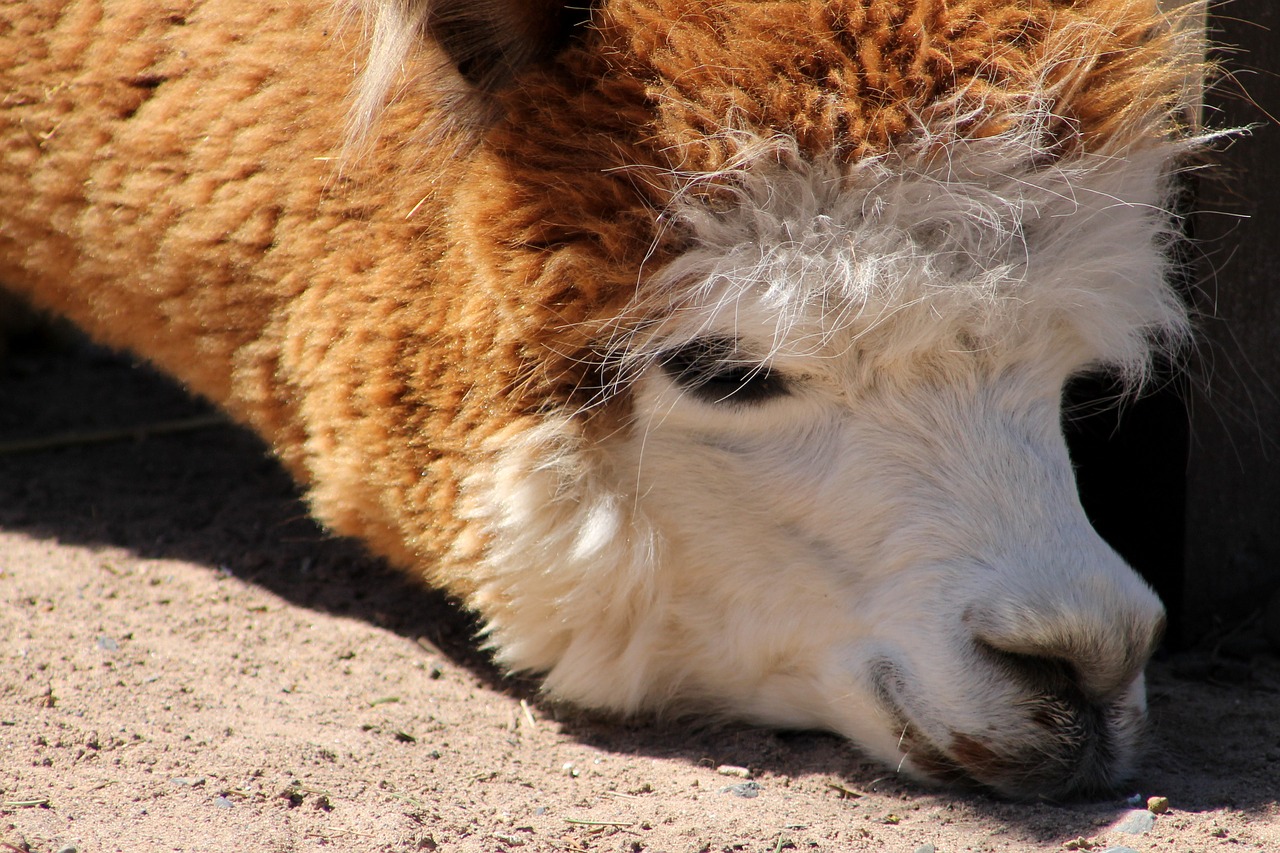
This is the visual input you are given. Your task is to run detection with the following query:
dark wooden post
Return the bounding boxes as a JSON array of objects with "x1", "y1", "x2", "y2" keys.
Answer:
[{"x1": 1182, "y1": 2, "x2": 1280, "y2": 640}]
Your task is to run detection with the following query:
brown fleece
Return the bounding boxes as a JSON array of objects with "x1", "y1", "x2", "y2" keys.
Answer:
[{"x1": 0, "y1": 0, "x2": 1194, "y2": 599}]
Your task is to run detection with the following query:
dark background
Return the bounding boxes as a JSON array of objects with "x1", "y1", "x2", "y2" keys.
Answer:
[{"x1": 1068, "y1": 2, "x2": 1280, "y2": 646}]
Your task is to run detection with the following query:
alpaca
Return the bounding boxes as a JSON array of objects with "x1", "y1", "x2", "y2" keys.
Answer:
[{"x1": 0, "y1": 0, "x2": 1204, "y2": 798}]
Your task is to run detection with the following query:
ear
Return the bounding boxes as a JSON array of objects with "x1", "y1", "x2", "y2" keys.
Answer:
[
  {"x1": 347, "y1": 0, "x2": 592, "y2": 146},
  {"x1": 427, "y1": 0, "x2": 594, "y2": 90}
]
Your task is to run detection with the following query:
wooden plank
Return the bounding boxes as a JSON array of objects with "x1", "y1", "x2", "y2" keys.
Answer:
[{"x1": 1182, "y1": 1, "x2": 1280, "y2": 640}]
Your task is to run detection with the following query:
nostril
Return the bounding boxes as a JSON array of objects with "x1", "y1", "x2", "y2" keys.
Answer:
[
  {"x1": 963, "y1": 601, "x2": 1163, "y2": 701},
  {"x1": 973, "y1": 640, "x2": 1082, "y2": 698}
]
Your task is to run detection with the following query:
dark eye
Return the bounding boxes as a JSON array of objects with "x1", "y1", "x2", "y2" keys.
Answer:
[{"x1": 658, "y1": 337, "x2": 790, "y2": 405}]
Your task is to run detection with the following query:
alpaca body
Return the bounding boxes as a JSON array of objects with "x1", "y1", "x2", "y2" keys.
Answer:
[{"x1": 0, "y1": 0, "x2": 1202, "y2": 797}]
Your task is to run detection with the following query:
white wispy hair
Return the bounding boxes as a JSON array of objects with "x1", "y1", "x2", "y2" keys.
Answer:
[{"x1": 604, "y1": 95, "x2": 1206, "y2": 397}]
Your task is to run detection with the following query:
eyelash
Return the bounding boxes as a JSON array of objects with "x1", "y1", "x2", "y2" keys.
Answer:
[{"x1": 657, "y1": 338, "x2": 790, "y2": 405}]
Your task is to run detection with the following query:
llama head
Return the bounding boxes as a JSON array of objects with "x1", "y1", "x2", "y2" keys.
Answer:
[{"x1": 351, "y1": 0, "x2": 1204, "y2": 798}]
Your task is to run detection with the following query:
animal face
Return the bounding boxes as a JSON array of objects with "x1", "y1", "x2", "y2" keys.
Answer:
[{"x1": 460, "y1": 124, "x2": 1180, "y2": 797}]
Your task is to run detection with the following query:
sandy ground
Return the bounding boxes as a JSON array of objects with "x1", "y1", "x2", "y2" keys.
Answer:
[{"x1": 1, "y1": 333, "x2": 1278, "y2": 853}]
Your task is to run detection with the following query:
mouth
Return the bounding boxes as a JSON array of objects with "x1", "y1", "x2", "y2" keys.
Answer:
[{"x1": 870, "y1": 659, "x2": 1137, "y2": 800}]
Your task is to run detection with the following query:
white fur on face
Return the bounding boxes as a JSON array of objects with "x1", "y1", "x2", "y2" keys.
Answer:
[{"x1": 461, "y1": 118, "x2": 1189, "y2": 798}]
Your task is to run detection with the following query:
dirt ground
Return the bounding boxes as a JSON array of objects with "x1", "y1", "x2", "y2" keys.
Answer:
[{"x1": 1, "y1": 333, "x2": 1277, "y2": 853}]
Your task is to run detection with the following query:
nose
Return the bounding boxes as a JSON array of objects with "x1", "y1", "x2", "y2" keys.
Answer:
[
  {"x1": 871, "y1": 571, "x2": 1165, "y2": 798},
  {"x1": 923, "y1": 588, "x2": 1165, "y2": 798}
]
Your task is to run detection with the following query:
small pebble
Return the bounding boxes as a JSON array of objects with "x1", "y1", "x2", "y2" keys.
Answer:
[
  {"x1": 1114, "y1": 809, "x2": 1155, "y2": 834},
  {"x1": 96, "y1": 636, "x2": 118, "y2": 651},
  {"x1": 55, "y1": 846, "x2": 78, "y2": 853},
  {"x1": 1147, "y1": 795, "x2": 1169, "y2": 814},
  {"x1": 171, "y1": 776, "x2": 206, "y2": 787},
  {"x1": 716, "y1": 764, "x2": 751, "y2": 778},
  {"x1": 915, "y1": 845, "x2": 936, "y2": 853},
  {"x1": 214, "y1": 796, "x2": 234, "y2": 809},
  {"x1": 719, "y1": 781, "x2": 761, "y2": 799},
  {"x1": 1100, "y1": 847, "x2": 1140, "y2": 853}
]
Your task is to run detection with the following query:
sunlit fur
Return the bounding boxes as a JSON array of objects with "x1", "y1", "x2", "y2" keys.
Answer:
[{"x1": 0, "y1": 0, "x2": 1208, "y2": 799}]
